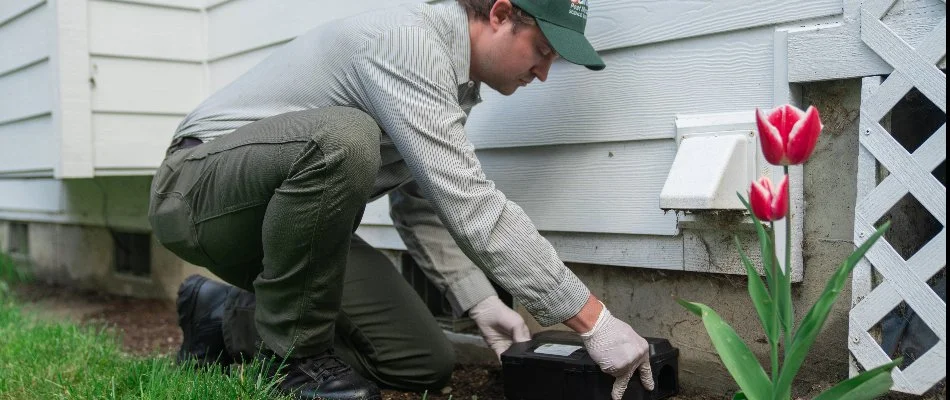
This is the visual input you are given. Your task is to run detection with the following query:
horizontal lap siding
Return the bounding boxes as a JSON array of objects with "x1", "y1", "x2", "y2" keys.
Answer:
[
  {"x1": 0, "y1": 63, "x2": 54, "y2": 176},
  {"x1": 0, "y1": 116, "x2": 55, "y2": 176},
  {"x1": 92, "y1": 114, "x2": 181, "y2": 171},
  {"x1": 206, "y1": 0, "x2": 426, "y2": 61},
  {"x1": 0, "y1": 3, "x2": 54, "y2": 177},
  {"x1": 587, "y1": 0, "x2": 840, "y2": 51},
  {"x1": 90, "y1": 57, "x2": 204, "y2": 114},
  {"x1": 477, "y1": 140, "x2": 678, "y2": 235},
  {"x1": 86, "y1": 0, "x2": 204, "y2": 174},
  {"x1": 0, "y1": 179, "x2": 63, "y2": 214},
  {"x1": 0, "y1": 0, "x2": 45, "y2": 26},
  {"x1": 0, "y1": 48, "x2": 51, "y2": 125},
  {"x1": 105, "y1": 0, "x2": 203, "y2": 10},
  {"x1": 466, "y1": 27, "x2": 774, "y2": 149},
  {"x1": 88, "y1": 0, "x2": 204, "y2": 62},
  {"x1": 0, "y1": 2, "x2": 50, "y2": 77},
  {"x1": 465, "y1": 26, "x2": 774, "y2": 256}
]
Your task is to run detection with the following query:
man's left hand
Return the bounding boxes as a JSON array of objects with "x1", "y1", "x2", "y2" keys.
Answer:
[{"x1": 468, "y1": 295, "x2": 531, "y2": 359}]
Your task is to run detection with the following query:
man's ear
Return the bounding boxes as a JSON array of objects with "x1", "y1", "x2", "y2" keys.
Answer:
[{"x1": 488, "y1": 0, "x2": 514, "y2": 30}]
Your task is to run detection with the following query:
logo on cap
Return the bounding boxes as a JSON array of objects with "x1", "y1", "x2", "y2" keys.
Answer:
[{"x1": 569, "y1": 0, "x2": 588, "y2": 19}]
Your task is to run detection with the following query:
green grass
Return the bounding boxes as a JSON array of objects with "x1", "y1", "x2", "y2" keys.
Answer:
[
  {"x1": 0, "y1": 251, "x2": 27, "y2": 299},
  {"x1": 0, "y1": 300, "x2": 291, "y2": 400}
]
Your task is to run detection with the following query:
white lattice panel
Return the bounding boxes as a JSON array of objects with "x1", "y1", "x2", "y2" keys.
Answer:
[{"x1": 850, "y1": 0, "x2": 947, "y2": 394}]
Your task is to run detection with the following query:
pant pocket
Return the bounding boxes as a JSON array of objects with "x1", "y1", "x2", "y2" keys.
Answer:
[{"x1": 149, "y1": 193, "x2": 217, "y2": 267}]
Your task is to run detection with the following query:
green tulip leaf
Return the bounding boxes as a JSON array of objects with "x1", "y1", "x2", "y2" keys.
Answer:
[
  {"x1": 736, "y1": 236, "x2": 776, "y2": 342},
  {"x1": 738, "y1": 194, "x2": 776, "y2": 292},
  {"x1": 813, "y1": 359, "x2": 900, "y2": 400},
  {"x1": 677, "y1": 299, "x2": 771, "y2": 400},
  {"x1": 732, "y1": 392, "x2": 748, "y2": 400},
  {"x1": 739, "y1": 193, "x2": 790, "y2": 335},
  {"x1": 775, "y1": 221, "x2": 891, "y2": 391}
]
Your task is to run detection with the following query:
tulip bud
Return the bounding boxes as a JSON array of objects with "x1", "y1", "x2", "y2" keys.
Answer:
[
  {"x1": 749, "y1": 175, "x2": 789, "y2": 221},
  {"x1": 756, "y1": 104, "x2": 823, "y2": 165}
]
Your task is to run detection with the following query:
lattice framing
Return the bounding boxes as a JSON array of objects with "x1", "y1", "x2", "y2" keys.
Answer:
[{"x1": 850, "y1": 0, "x2": 947, "y2": 394}]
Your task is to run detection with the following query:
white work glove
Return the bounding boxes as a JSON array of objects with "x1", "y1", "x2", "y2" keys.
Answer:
[
  {"x1": 468, "y1": 295, "x2": 532, "y2": 360},
  {"x1": 580, "y1": 303, "x2": 655, "y2": 400}
]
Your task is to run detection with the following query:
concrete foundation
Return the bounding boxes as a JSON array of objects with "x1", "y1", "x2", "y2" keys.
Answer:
[{"x1": 1, "y1": 220, "x2": 208, "y2": 300}]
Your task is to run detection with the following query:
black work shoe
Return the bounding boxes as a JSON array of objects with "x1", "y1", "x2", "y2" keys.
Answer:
[
  {"x1": 264, "y1": 349, "x2": 382, "y2": 400},
  {"x1": 176, "y1": 274, "x2": 234, "y2": 367}
]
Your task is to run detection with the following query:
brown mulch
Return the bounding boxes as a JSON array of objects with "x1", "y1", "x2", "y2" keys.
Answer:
[{"x1": 11, "y1": 282, "x2": 504, "y2": 400}]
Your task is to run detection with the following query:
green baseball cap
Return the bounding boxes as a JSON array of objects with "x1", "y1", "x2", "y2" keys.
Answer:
[{"x1": 510, "y1": 0, "x2": 605, "y2": 70}]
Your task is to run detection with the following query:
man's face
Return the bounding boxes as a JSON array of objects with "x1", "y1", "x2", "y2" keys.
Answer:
[{"x1": 476, "y1": 19, "x2": 559, "y2": 96}]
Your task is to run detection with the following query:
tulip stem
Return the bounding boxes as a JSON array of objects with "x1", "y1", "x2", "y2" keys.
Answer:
[
  {"x1": 783, "y1": 165, "x2": 793, "y2": 359},
  {"x1": 768, "y1": 221, "x2": 779, "y2": 388}
]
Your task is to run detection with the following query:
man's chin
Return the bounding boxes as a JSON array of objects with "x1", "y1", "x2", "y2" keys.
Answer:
[
  {"x1": 496, "y1": 86, "x2": 518, "y2": 96},
  {"x1": 485, "y1": 82, "x2": 518, "y2": 96}
]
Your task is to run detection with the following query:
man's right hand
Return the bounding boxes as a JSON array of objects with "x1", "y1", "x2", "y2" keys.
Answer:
[{"x1": 578, "y1": 303, "x2": 655, "y2": 400}]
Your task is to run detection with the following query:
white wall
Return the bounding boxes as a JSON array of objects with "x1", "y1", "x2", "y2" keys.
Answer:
[
  {"x1": 0, "y1": 1, "x2": 54, "y2": 177},
  {"x1": 87, "y1": 0, "x2": 205, "y2": 175}
]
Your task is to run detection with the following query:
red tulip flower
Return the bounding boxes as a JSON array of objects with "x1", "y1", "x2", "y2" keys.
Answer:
[
  {"x1": 749, "y1": 175, "x2": 789, "y2": 221},
  {"x1": 756, "y1": 105, "x2": 823, "y2": 165}
]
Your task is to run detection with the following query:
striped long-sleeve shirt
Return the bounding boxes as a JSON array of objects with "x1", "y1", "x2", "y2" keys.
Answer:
[{"x1": 173, "y1": 2, "x2": 589, "y2": 326}]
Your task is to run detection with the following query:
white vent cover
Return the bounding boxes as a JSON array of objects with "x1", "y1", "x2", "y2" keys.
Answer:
[{"x1": 659, "y1": 111, "x2": 758, "y2": 211}]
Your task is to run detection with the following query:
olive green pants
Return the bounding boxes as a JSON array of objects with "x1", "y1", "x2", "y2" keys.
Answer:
[{"x1": 148, "y1": 107, "x2": 454, "y2": 390}]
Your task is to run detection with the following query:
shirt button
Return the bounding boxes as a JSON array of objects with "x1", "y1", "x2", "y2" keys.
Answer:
[{"x1": 467, "y1": 81, "x2": 475, "y2": 87}]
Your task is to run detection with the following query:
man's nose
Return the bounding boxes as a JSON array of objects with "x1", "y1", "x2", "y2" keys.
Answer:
[{"x1": 532, "y1": 58, "x2": 553, "y2": 82}]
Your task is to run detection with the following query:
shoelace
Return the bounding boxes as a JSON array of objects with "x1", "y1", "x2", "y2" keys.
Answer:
[{"x1": 298, "y1": 354, "x2": 352, "y2": 380}]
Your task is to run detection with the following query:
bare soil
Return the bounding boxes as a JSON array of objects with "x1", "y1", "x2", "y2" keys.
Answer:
[{"x1": 10, "y1": 282, "x2": 732, "y2": 399}]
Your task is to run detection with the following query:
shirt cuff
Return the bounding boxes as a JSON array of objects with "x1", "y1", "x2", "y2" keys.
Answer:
[
  {"x1": 521, "y1": 271, "x2": 591, "y2": 327},
  {"x1": 446, "y1": 269, "x2": 497, "y2": 317}
]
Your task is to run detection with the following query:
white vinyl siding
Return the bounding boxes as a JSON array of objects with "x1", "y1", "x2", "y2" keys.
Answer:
[
  {"x1": 0, "y1": 61, "x2": 52, "y2": 131},
  {"x1": 0, "y1": 2, "x2": 50, "y2": 77},
  {"x1": 586, "y1": 0, "x2": 840, "y2": 51},
  {"x1": 88, "y1": 0, "x2": 204, "y2": 62},
  {"x1": 0, "y1": 2, "x2": 53, "y2": 177},
  {"x1": 0, "y1": 117, "x2": 55, "y2": 177},
  {"x1": 84, "y1": 0, "x2": 204, "y2": 176},
  {"x1": 0, "y1": 179, "x2": 63, "y2": 214},
  {"x1": 205, "y1": 0, "x2": 417, "y2": 61},
  {"x1": 467, "y1": 27, "x2": 774, "y2": 149},
  {"x1": 92, "y1": 113, "x2": 183, "y2": 172},
  {"x1": 90, "y1": 57, "x2": 204, "y2": 115}
]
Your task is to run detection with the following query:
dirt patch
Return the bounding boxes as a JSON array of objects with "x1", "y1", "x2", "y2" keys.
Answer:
[
  {"x1": 15, "y1": 282, "x2": 181, "y2": 356},
  {"x1": 10, "y1": 282, "x2": 729, "y2": 400},
  {"x1": 11, "y1": 282, "x2": 507, "y2": 399}
]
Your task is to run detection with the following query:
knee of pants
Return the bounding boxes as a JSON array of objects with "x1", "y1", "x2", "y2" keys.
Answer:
[
  {"x1": 318, "y1": 106, "x2": 381, "y2": 185},
  {"x1": 423, "y1": 340, "x2": 456, "y2": 390},
  {"x1": 423, "y1": 344, "x2": 456, "y2": 390},
  {"x1": 385, "y1": 336, "x2": 456, "y2": 391}
]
